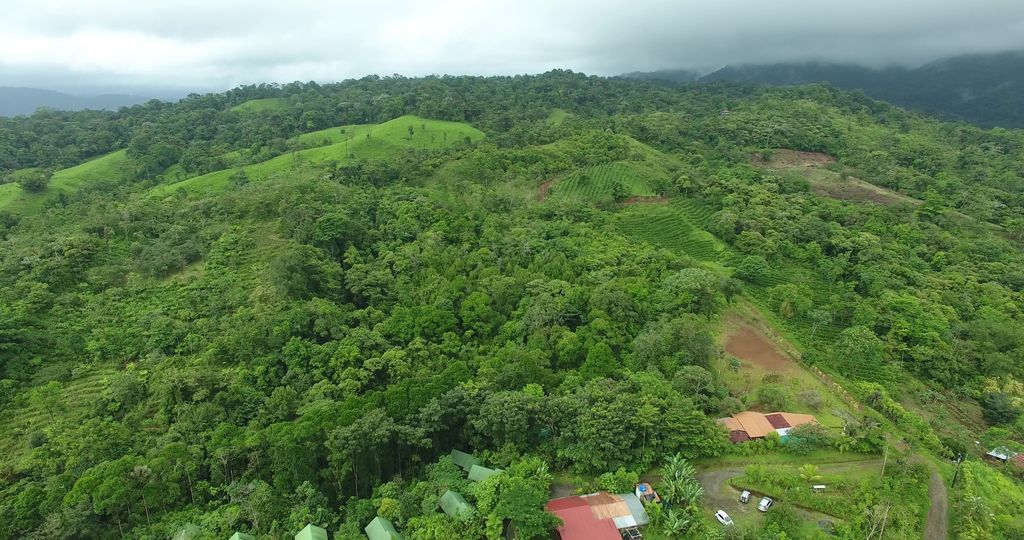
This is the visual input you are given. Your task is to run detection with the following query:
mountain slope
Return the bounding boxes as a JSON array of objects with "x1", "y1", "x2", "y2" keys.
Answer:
[
  {"x1": 631, "y1": 51, "x2": 1024, "y2": 128},
  {"x1": 0, "y1": 87, "x2": 153, "y2": 116}
]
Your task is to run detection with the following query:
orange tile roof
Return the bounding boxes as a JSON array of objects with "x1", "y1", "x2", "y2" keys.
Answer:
[
  {"x1": 733, "y1": 411, "x2": 776, "y2": 438},
  {"x1": 719, "y1": 411, "x2": 819, "y2": 441}
]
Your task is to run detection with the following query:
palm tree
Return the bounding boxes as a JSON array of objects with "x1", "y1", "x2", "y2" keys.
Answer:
[
  {"x1": 677, "y1": 480, "x2": 705, "y2": 507},
  {"x1": 799, "y1": 464, "x2": 823, "y2": 483},
  {"x1": 664, "y1": 453, "x2": 696, "y2": 483}
]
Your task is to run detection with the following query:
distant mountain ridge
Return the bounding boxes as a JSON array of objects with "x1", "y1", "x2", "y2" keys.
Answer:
[
  {"x1": 0, "y1": 87, "x2": 153, "y2": 117},
  {"x1": 626, "y1": 52, "x2": 1024, "y2": 128}
]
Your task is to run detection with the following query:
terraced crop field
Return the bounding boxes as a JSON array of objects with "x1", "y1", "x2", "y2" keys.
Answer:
[
  {"x1": 0, "y1": 365, "x2": 119, "y2": 456},
  {"x1": 150, "y1": 115, "x2": 484, "y2": 197},
  {"x1": 616, "y1": 203, "x2": 724, "y2": 261},
  {"x1": 616, "y1": 195, "x2": 843, "y2": 347},
  {"x1": 548, "y1": 162, "x2": 658, "y2": 202}
]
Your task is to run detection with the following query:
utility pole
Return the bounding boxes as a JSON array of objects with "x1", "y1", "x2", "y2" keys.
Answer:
[{"x1": 951, "y1": 453, "x2": 965, "y2": 488}]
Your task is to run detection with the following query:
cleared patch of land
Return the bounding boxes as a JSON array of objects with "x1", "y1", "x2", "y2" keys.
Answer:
[
  {"x1": 150, "y1": 115, "x2": 484, "y2": 197},
  {"x1": 755, "y1": 149, "x2": 920, "y2": 207},
  {"x1": 717, "y1": 309, "x2": 852, "y2": 429},
  {"x1": 546, "y1": 108, "x2": 569, "y2": 125},
  {"x1": 0, "y1": 150, "x2": 129, "y2": 213},
  {"x1": 724, "y1": 324, "x2": 794, "y2": 373},
  {"x1": 0, "y1": 182, "x2": 21, "y2": 209},
  {"x1": 753, "y1": 149, "x2": 835, "y2": 168},
  {"x1": 230, "y1": 97, "x2": 289, "y2": 113}
]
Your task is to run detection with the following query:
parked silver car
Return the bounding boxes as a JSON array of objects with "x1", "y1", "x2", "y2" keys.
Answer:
[
  {"x1": 715, "y1": 510, "x2": 735, "y2": 525},
  {"x1": 758, "y1": 497, "x2": 774, "y2": 512},
  {"x1": 739, "y1": 490, "x2": 751, "y2": 503}
]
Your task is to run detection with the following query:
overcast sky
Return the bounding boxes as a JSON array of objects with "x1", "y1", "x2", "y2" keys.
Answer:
[{"x1": 2, "y1": 0, "x2": 1024, "y2": 95}]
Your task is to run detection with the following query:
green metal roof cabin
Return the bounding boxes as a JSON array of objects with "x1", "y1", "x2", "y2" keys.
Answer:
[
  {"x1": 467, "y1": 464, "x2": 502, "y2": 481},
  {"x1": 364, "y1": 516, "x2": 402, "y2": 540},
  {"x1": 439, "y1": 490, "x2": 474, "y2": 517},
  {"x1": 229, "y1": 533, "x2": 256, "y2": 540},
  {"x1": 295, "y1": 523, "x2": 328, "y2": 540},
  {"x1": 449, "y1": 449, "x2": 480, "y2": 472}
]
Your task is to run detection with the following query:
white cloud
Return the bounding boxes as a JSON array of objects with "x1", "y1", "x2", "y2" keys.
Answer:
[{"x1": 0, "y1": 0, "x2": 1022, "y2": 92}]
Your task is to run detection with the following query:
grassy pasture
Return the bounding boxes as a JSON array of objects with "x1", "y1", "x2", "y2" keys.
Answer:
[
  {"x1": 0, "y1": 182, "x2": 21, "y2": 209},
  {"x1": 151, "y1": 115, "x2": 484, "y2": 197},
  {"x1": 546, "y1": 108, "x2": 569, "y2": 125},
  {"x1": 0, "y1": 150, "x2": 129, "y2": 213},
  {"x1": 230, "y1": 97, "x2": 289, "y2": 113}
]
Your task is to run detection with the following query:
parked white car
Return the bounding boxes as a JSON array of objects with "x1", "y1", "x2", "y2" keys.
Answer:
[
  {"x1": 739, "y1": 490, "x2": 751, "y2": 503},
  {"x1": 715, "y1": 510, "x2": 734, "y2": 526},
  {"x1": 758, "y1": 497, "x2": 774, "y2": 512}
]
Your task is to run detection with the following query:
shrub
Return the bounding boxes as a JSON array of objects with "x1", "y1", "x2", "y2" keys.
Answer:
[
  {"x1": 596, "y1": 467, "x2": 639, "y2": 493},
  {"x1": 785, "y1": 424, "x2": 833, "y2": 456},
  {"x1": 798, "y1": 389, "x2": 824, "y2": 411},
  {"x1": 757, "y1": 384, "x2": 788, "y2": 411},
  {"x1": 734, "y1": 255, "x2": 771, "y2": 284},
  {"x1": 19, "y1": 169, "x2": 53, "y2": 192}
]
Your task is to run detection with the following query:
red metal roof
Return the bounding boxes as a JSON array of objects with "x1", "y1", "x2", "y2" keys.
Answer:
[
  {"x1": 546, "y1": 496, "x2": 587, "y2": 511},
  {"x1": 765, "y1": 413, "x2": 790, "y2": 429},
  {"x1": 547, "y1": 506, "x2": 620, "y2": 540},
  {"x1": 729, "y1": 430, "x2": 751, "y2": 443}
]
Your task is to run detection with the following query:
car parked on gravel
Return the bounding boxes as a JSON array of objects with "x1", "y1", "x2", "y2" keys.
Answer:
[
  {"x1": 715, "y1": 510, "x2": 735, "y2": 525},
  {"x1": 739, "y1": 490, "x2": 751, "y2": 503},
  {"x1": 758, "y1": 497, "x2": 774, "y2": 512}
]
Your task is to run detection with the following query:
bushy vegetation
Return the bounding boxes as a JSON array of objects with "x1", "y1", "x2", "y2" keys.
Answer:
[
  {"x1": 1, "y1": 71, "x2": 1024, "y2": 539},
  {"x1": 734, "y1": 457, "x2": 930, "y2": 538},
  {"x1": 956, "y1": 461, "x2": 1024, "y2": 539}
]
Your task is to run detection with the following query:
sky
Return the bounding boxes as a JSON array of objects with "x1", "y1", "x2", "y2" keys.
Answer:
[{"x1": 2, "y1": 0, "x2": 1024, "y2": 95}]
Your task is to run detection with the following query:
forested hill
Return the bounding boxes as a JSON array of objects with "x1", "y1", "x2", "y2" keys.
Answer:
[
  {"x1": 2, "y1": 72, "x2": 1024, "y2": 539},
  {"x1": 0, "y1": 87, "x2": 155, "y2": 117},
  {"x1": 627, "y1": 51, "x2": 1024, "y2": 128}
]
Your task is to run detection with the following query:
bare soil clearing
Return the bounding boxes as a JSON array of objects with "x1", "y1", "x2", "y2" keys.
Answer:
[
  {"x1": 538, "y1": 178, "x2": 555, "y2": 201},
  {"x1": 754, "y1": 149, "x2": 920, "y2": 207},
  {"x1": 724, "y1": 324, "x2": 795, "y2": 373},
  {"x1": 753, "y1": 149, "x2": 836, "y2": 168},
  {"x1": 810, "y1": 177, "x2": 920, "y2": 207}
]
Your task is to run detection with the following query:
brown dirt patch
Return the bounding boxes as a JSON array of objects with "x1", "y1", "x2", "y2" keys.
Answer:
[
  {"x1": 538, "y1": 178, "x2": 555, "y2": 201},
  {"x1": 810, "y1": 179, "x2": 920, "y2": 207},
  {"x1": 753, "y1": 149, "x2": 835, "y2": 168},
  {"x1": 621, "y1": 195, "x2": 668, "y2": 205},
  {"x1": 725, "y1": 325, "x2": 795, "y2": 373}
]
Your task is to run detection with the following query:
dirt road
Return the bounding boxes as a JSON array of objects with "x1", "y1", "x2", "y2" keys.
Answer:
[{"x1": 924, "y1": 469, "x2": 948, "y2": 540}]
